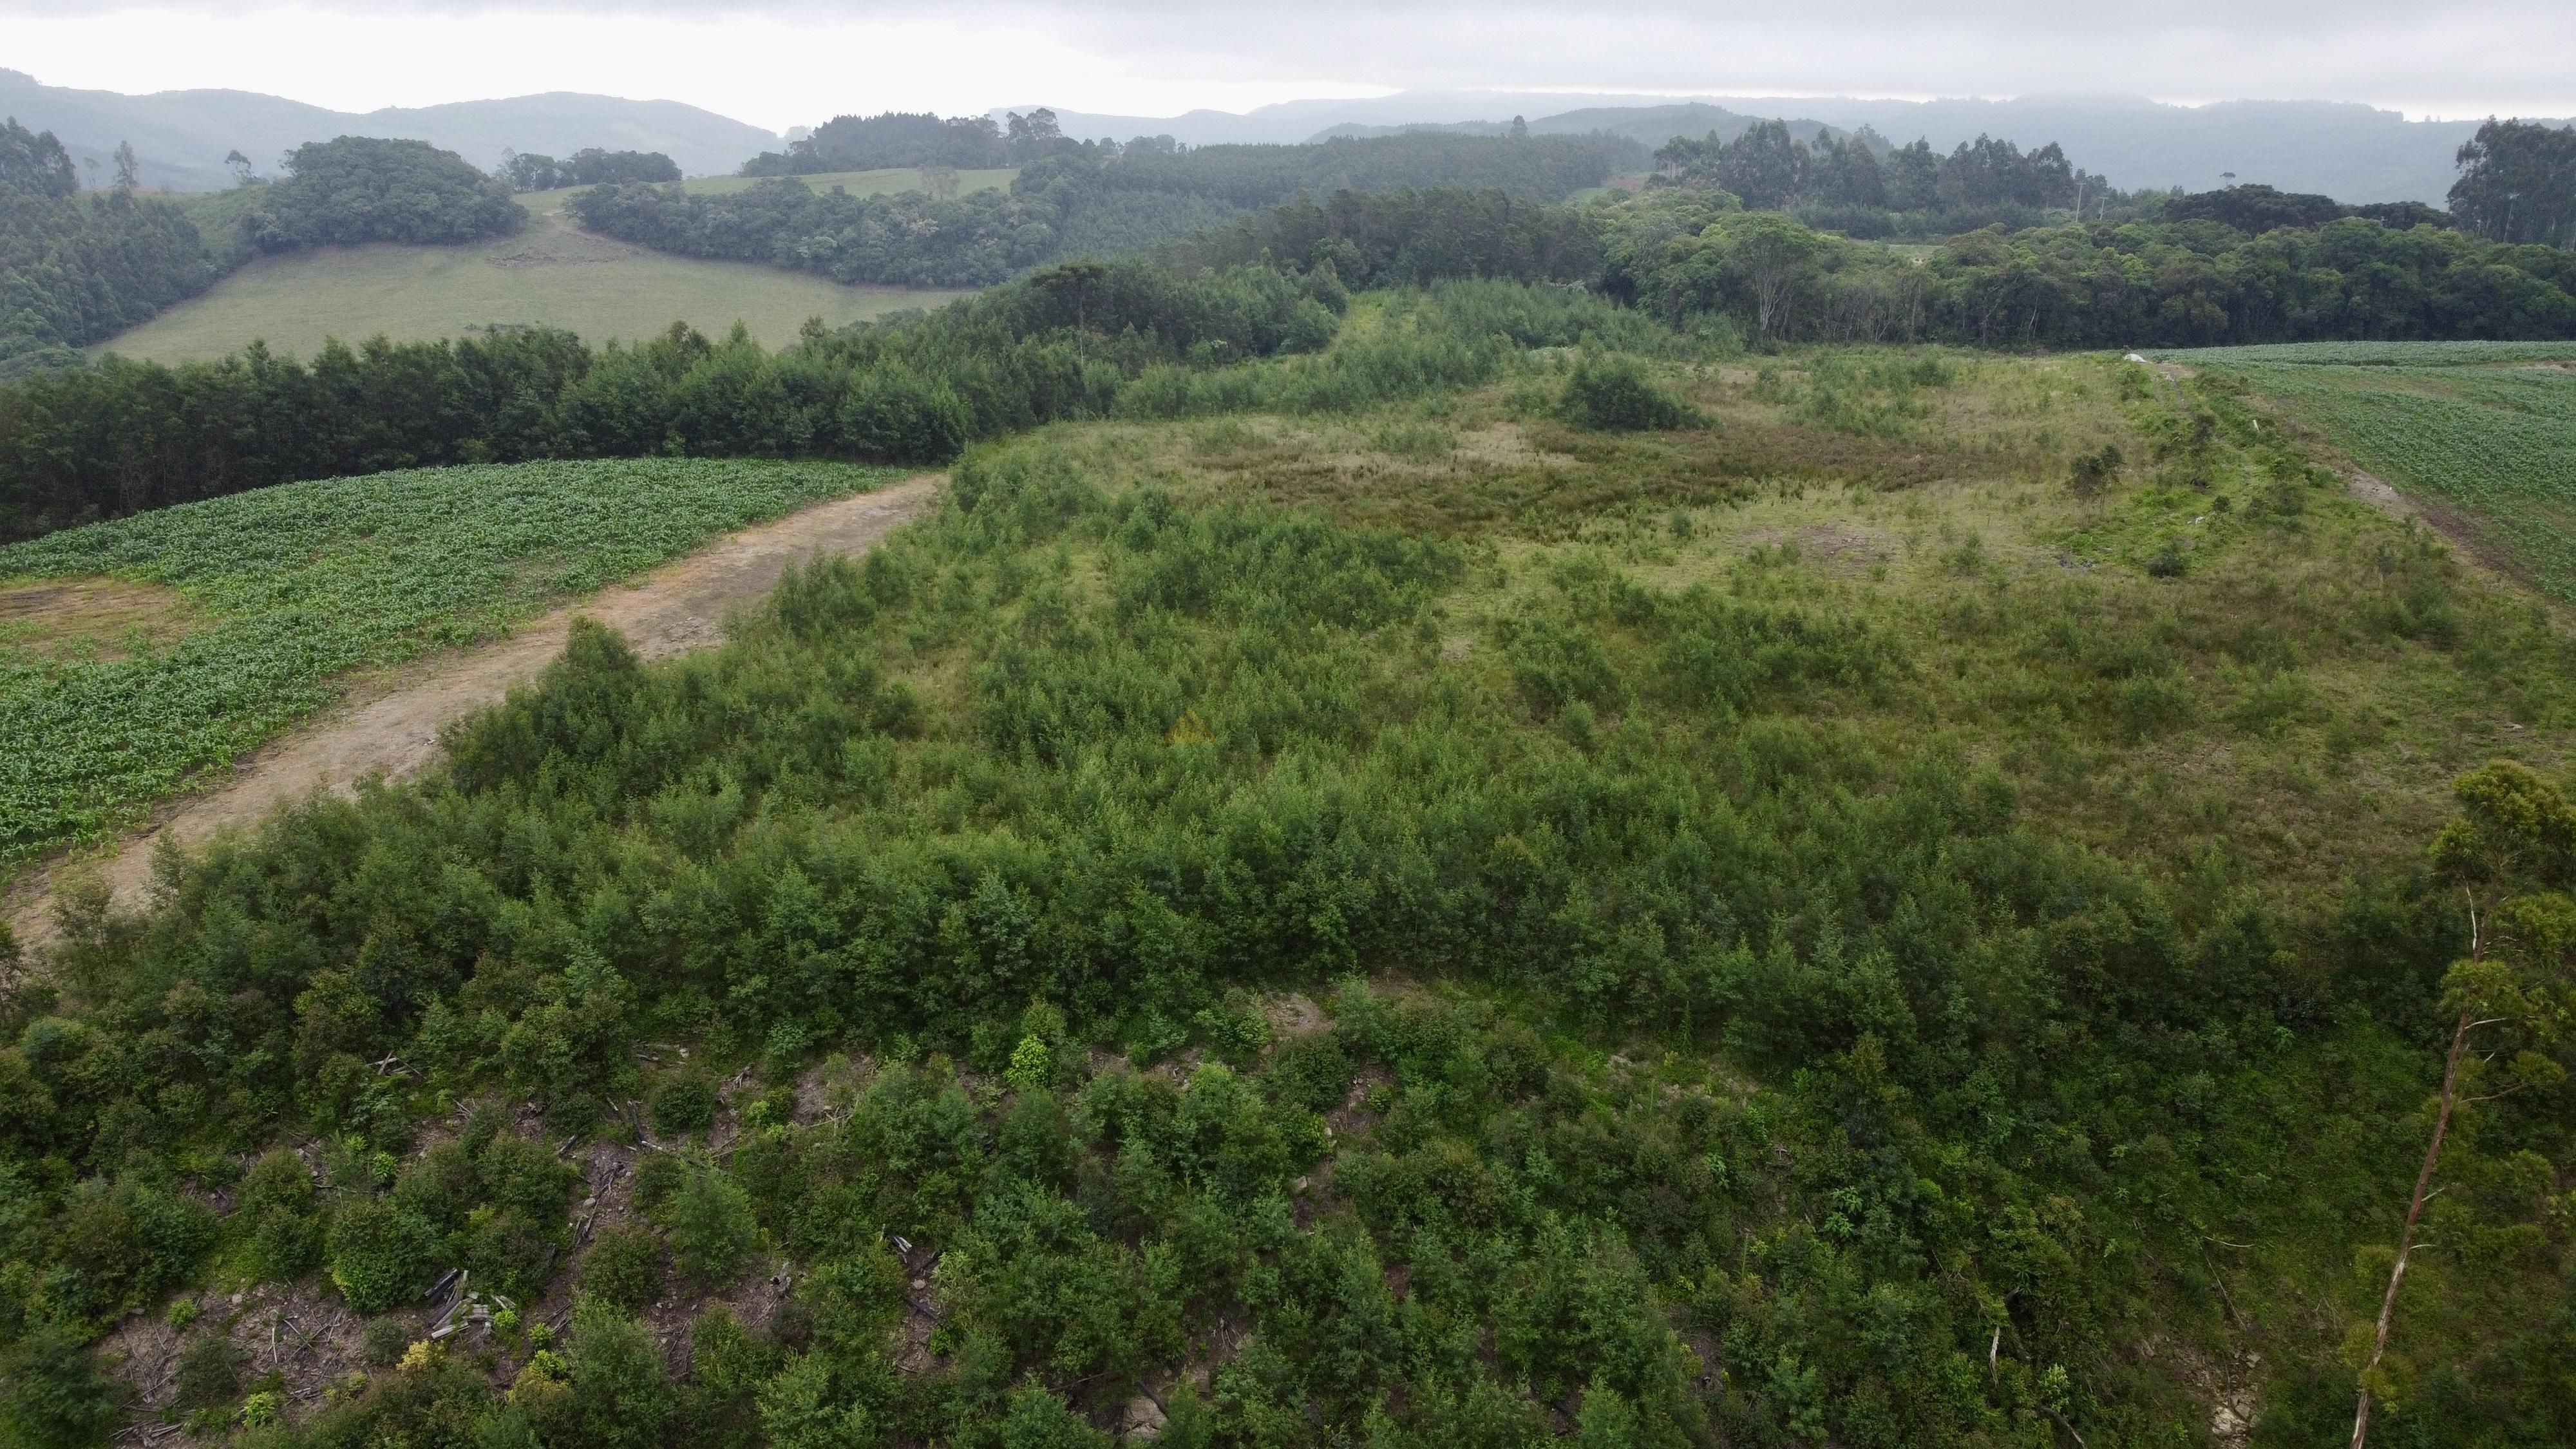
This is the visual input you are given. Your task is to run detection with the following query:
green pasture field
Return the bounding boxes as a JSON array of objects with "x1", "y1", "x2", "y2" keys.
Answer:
[
  {"x1": 93, "y1": 190, "x2": 970, "y2": 365},
  {"x1": 0, "y1": 458, "x2": 893, "y2": 867},
  {"x1": 2160, "y1": 341, "x2": 2576, "y2": 601}
]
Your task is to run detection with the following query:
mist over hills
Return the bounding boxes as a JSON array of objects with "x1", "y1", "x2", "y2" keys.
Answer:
[
  {"x1": 1016, "y1": 90, "x2": 2573, "y2": 204},
  {"x1": 5, "y1": 64, "x2": 2562, "y2": 205},
  {"x1": 0, "y1": 70, "x2": 782, "y2": 190}
]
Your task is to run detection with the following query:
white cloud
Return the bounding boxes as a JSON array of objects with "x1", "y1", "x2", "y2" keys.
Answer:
[{"x1": 4, "y1": 0, "x2": 2571, "y2": 124}]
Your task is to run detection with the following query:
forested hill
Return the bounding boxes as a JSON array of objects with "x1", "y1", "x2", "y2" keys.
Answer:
[
  {"x1": 0, "y1": 69, "x2": 779, "y2": 191},
  {"x1": 0, "y1": 130, "x2": 522, "y2": 373},
  {"x1": 568, "y1": 129, "x2": 1642, "y2": 288}
]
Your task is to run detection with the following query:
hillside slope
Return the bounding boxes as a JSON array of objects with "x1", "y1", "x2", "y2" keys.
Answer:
[
  {"x1": 89, "y1": 189, "x2": 964, "y2": 365},
  {"x1": 0, "y1": 68, "x2": 781, "y2": 191}
]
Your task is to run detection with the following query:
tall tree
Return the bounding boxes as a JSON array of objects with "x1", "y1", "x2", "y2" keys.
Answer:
[
  {"x1": 2350, "y1": 762, "x2": 2576, "y2": 1448},
  {"x1": 2448, "y1": 118, "x2": 2576, "y2": 247}
]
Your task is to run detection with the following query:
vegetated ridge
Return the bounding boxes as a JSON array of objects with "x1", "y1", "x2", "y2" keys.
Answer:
[{"x1": 0, "y1": 283, "x2": 2571, "y2": 1446}]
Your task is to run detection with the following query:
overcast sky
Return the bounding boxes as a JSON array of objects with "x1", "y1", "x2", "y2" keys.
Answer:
[{"x1": 5, "y1": 0, "x2": 2571, "y2": 128}]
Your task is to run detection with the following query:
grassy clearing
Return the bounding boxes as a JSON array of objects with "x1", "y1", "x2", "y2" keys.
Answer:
[
  {"x1": 1070, "y1": 344, "x2": 2574, "y2": 913},
  {"x1": 2163, "y1": 343, "x2": 2576, "y2": 602},
  {"x1": 0, "y1": 458, "x2": 893, "y2": 867},
  {"x1": 92, "y1": 198, "x2": 969, "y2": 365}
]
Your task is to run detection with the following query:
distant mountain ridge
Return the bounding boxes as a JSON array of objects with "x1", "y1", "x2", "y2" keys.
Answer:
[
  {"x1": 1010, "y1": 91, "x2": 2576, "y2": 204},
  {"x1": 0, "y1": 70, "x2": 782, "y2": 191}
]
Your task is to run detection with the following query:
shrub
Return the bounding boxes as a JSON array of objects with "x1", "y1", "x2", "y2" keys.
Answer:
[
  {"x1": 582, "y1": 1225, "x2": 667, "y2": 1312},
  {"x1": 664, "y1": 1165, "x2": 758, "y2": 1285},
  {"x1": 1559, "y1": 353, "x2": 1695, "y2": 431},
  {"x1": 651, "y1": 1075, "x2": 721, "y2": 1137},
  {"x1": 173, "y1": 1335, "x2": 242, "y2": 1408},
  {"x1": 0, "y1": 1326, "x2": 125, "y2": 1448},
  {"x1": 360, "y1": 1319, "x2": 412, "y2": 1367},
  {"x1": 236, "y1": 1149, "x2": 321, "y2": 1283},
  {"x1": 327, "y1": 1198, "x2": 437, "y2": 1312}
]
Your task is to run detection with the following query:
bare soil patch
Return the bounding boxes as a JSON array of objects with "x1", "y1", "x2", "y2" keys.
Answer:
[
  {"x1": 8, "y1": 475, "x2": 939, "y2": 948},
  {"x1": 0, "y1": 576, "x2": 198, "y2": 660}
]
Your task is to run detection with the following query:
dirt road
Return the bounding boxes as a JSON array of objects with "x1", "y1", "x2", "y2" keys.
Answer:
[{"x1": 6, "y1": 473, "x2": 939, "y2": 948}]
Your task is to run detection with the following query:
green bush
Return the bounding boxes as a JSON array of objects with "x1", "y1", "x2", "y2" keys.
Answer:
[
  {"x1": 651, "y1": 1075, "x2": 722, "y2": 1137},
  {"x1": 0, "y1": 1326, "x2": 126, "y2": 1448},
  {"x1": 1558, "y1": 353, "x2": 1696, "y2": 431},
  {"x1": 582, "y1": 1225, "x2": 667, "y2": 1312},
  {"x1": 327, "y1": 1198, "x2": 439, "y2": 1313},
  {"x1": 173, "y1": 1335, "x2": 241, "y2": 1409},
  {"x1": 664, "y1": 1164, "x2": 758, "y2": 1286},
  {"x1": 236, "y1": 1149, "x2": 321, "y2": 1283}
]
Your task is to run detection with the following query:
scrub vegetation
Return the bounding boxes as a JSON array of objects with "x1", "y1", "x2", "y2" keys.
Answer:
[{"x1": 1, "y1": 271, "x2": 2571, "y2": 1449}]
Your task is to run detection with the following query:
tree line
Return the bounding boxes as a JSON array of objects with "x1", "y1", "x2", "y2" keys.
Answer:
[
  {"x1": 0, "y1": 119, "x2": 221, "y2": 375},
  {"x1": 574, "y1": 129, "x2": 1643, "y2": 287},
  {"x1": 1, "y1": 130, "x2": 531, "y2": 374},
  {"x1": 2449, "y1": 117, "x2": 2576, "y2": 248},
  {"x1": 500, "y1": 147, "x2": 681, "y2": 193},
  {"x1": 0, "y1": 260, "x2": 1366, "y2": 540}
]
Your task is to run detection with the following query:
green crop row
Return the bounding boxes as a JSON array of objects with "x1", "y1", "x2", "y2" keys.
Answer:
[
  {"x1": 2155, "y1": 339, "x2": 2576, "y2": 367},
  {"x1": 0, "y1": 459, "x2": 893, "y2": 867},
  {"x1": 2210, "y1": 359, "x2": 2576, "y2": 600}
]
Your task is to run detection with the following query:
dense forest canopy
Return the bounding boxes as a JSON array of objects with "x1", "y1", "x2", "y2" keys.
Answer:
[
  {"x1": 744, "y1": 110, "x2": 1021, "y2": 174},
  {"x1": 2448, "y1": 117, "x2": 2576, "y2": 248},
  {"x1": 568, "y1": 130, "x2": 1641, "y2": 288},
  {"x1": 246, "y1": 136, "x2": 525, "y2": 249},
  {"x1": 0, "y1": 118, "x2": 218, "y2": 376},
  {"x1": 500, "y1": 148, "x2": 681, "y2": 193}
]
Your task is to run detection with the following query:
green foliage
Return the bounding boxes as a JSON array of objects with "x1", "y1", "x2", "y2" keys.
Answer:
[
  {"x1": 502, "y1": 149, "x2": 677, "y2": 193},
  {"x1": 359, "y1": 1318, "x2": 410, "y2": 1367},
  {"x1": 581, "y1": 1224, "x2": 666, "y2": 1312},
  {"x1": 236, "y1": 1150, "x2": 322, "y2": 1283},
  {"x1": 1, "y1": 120, "x2": 218, "y2": 371},
  {"x1": 0, "y1": 1326, "x2": 124, "y2": 1448},
  {"x1": 325, "y1": 1197, "x2": 436, "y2": 1313},
  {"x1": 624, "y1": 128, "x2": 1637, "y2": 285},
  {"x1": 2185, "y1": 354, "x2": 2576, "y2": 603},
  {"x1": 173, "y1": 1332, "x2": 241, "y2": 1408},
  {"x1": 252, "y1": 137, "x2": 524, "y2": 249},
  {"x1": 0, "y1": 458, "x2": 887, "y2": 862},
  {"x1": 663, "y1": 1161, "x2": 758, "y2": 1287},
  {"x1": 1558, "y1": 352, "x2": 1695, "y2": 431},
  {"x1": 652, "y1": 1075, "x2": 721, "y2": 1137}
]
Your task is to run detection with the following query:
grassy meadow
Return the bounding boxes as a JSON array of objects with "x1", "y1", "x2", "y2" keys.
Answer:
[{"x1": 93, "y1": 184, "x2": 971, "y2": 365}]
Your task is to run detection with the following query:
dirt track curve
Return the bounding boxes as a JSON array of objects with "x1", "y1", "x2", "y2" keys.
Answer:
[{"x1": 7, "y1": 473, "x2": 940, "y2": 949}]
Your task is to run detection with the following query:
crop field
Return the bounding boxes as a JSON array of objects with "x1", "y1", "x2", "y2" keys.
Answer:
[
  {"x1": 2163, "y1": 341, "x2": 2576, "y2": 600},
  {"x1": 0, "y1": 458, "x2": 891, "y2": 866},
  {"x1": 93, "y1": 192, "x2": 970, "y2": 365},
  {"x1": 2154, "y1": 339, "x2": 2576, "y2": 367}
]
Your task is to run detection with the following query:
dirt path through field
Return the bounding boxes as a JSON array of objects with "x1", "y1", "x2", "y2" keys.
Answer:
[{"x1": 6, "y1": 473, "x2": 940, "y2": 950}]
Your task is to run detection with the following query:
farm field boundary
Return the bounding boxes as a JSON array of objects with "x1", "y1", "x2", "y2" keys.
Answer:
[
  {"x1": 3, "y1": 472, "x2": 936, "y2": 947},
  {"x1": 2160, "y1": 340, "x2": 2576, "y2": 603},
  {"x1": 0, "y1": 459, "x2": 905, "y2": 873}
]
